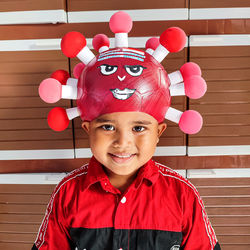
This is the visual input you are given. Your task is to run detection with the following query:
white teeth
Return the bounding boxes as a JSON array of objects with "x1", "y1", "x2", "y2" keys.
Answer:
[{"x1": 113, "y1": 154, "x2": 132, "y2": 158}]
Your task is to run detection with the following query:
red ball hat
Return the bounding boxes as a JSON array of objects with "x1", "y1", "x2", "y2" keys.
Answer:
[{"x1": 38, "y1": 11, "x2": 207, "y2": 134}]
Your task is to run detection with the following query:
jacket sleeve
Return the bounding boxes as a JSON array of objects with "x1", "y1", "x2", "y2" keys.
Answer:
[
  {"x1": 181, "y1": 184, "x2": 221, "y2": 250},
  {"x1": 32, "y1": 185, "x2": 74, "y2": 250}
]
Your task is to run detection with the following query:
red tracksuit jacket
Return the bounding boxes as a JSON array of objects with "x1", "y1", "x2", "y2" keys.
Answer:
[{"x1": 32, "y1": 156, "x2": 221, "y2": 250}]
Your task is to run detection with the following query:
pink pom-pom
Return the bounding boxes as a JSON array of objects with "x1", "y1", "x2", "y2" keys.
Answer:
[
  {"x1": 39, "y1": 78, "x2": 62, "y2": 103},
  {"x1": 179, "y1": 110, "x2": 203, "y2": 134},
  {"x1": 160, "y1": 27, "x2": 186, "y2": 53},
  {"x1": 92, "y1": 34, "x2": 110, "y2": 52},
  {"x1": 61, "y1": 31, "x2": 86, "y2": 58},
  {"x1": 180, "y1": 62, "x2": 201, "y2": 80},
  {"x1": 184, "y1": 75, "x2": 207, "y2": 99},
  {"x1": 109, "y1": 11, "x2": 133, "y2": 33},
  {"x1": 73, "y1": 63, "x2": 85, "y2": 79},
  {"x1": 51, "y1": 70, "x2": 70, "y2": 85},
  {"x1": 47, "y1": 107, "x2": 69, "y2": 131},
  {"x1": 145, "y1": 37, "x2": 160, "y2": 50}
]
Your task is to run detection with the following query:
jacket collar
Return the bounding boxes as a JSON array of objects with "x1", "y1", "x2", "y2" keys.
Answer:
[{"x1": 84, "y1": 156, "x2": 159, "y2": 192}]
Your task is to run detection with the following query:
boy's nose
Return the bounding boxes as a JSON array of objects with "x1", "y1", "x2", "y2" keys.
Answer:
[{"x1": 113, "y1": 130, "x2": 132, "y2": 148}]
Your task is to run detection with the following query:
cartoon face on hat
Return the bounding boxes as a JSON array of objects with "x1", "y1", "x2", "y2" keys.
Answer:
[
  {"x1": 39, "y1": 11, "x2": 207, "y2": 134},
  {"x1": 77, "y1": 48, "x2": 171, "y2": 122}
]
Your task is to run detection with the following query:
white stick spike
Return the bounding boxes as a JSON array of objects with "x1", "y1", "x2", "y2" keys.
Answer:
[
  {"x1": 168, "y1": 71, "x2": 183, "y2": 85},
  {"x1": 169, "y1": 83, "x2": 185, "y2": 96},
  {"x1": 145, "y1": 48, "x2": 154, "y2": 55},
  {"x1": 77, "y1": 46, "x2": 95, "y2": 65},
  {"x1": 165, "y1": 107, "x2": 183, "y2": 124},
  {"x1": 66, "y1": 78, "x2": 78, "y2": 87},
  {"x1": 115, "y1": 33, "x2": 128, "y2": 47},
  {"x1": 61, "y1": 85, "x2": 78, "y2": 100},
  {"x1": 152, "y1": 44, "x2": 169, "y2": 63},
  {"x1": 66, "y1": 107, "x2": 80, "y2": 120}
]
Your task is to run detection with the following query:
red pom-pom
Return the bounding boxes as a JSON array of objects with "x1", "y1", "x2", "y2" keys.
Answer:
[
  {"x1": 61, "y1": 31, "x2": 86, "y2": 58},
  {"x1": 160, "y1": 27, "x2": 186, "y2": 52},
  {"x1": 109, "y1": 11, "x2": 133, "y2": 33},
  {"x1": 92, "y1": 34, "x2": 110, "y2": 52},
  {"x1": 180, "y1": 62, "x2": 201, "y2": 80},
  {"x1": 179, "y1": 110, "x2": 203, "y2": 134},
  {"x1": 145, "y1": 37, "x2": 160, "y2": 50},
  {"x1": 184, "y1": 75, "x2": 207, "y2": 99},
  {"x1": 73, "y1": 63, "x2": 85, "y2": 79},
  {"x1": 47, "y1": 107, "x2": 69, "y2": 131},
  {"x1": 39, "y1": 78, "x2": 62, "y2": 103},
  {"x1": 51, "y1": 70, "x2": 70, "y2": 85}
]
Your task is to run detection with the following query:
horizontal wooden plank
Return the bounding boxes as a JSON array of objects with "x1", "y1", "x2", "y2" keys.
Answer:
[
  {"x1": 0, "y1": 242, "x2": 33, "y2": 250},
  {"x1": 206, "y1": 80, "x2": 250, "y2": 92},
  {"x1": 0, "y1": 232, "x2": 36, "y2": 242},
  {"x1": 190, "y1": 46, "x2": 250, "y2": 58},
  {"x1": 190, "y1": 178, "x2": 250, "y2": 186},
  {"x1": 0, "y1": 139, "x2": 74, "y2": 150},
  {"x1": 202, "y1": 69, "x2": 250, "y2": 81},
  {"x1": 0, "y1": 223, "x2": 39, "y2": 233},
  {"x1": 198, "y1": 186, "x2": 250, "y2": 196},
  {"x1": 0, "y1": 0, "x2": 65, "y2": 12},
  {"x1": 0, "y1": 204, "x2": 47, "y2": 214},
  {"x1": 0, "y1": 107, "x2": 66, "y2": 119},
  {"x1": 210, "y1": 216, "x2": 250, "y2": 225},
  {"x1": 0, "y1": 214, "x2": 44, "y2": 224},
  {"x1": 203, "y1": 197, "x2": 250, "y2": 206},
  {"x1": 206, "y1": 206, "x2": 250, "y2": 216},
  {"x1": 202, "y1": 115, "x2": 250, "y2": 126},
  {"x1": 0, "y1": 119, "x2": 51, "y2": 130},
  {"x1": 214, "y1": 226, "x2": 250, "y2": 235},
  {"x1": 68, "y1": 0, "x2": 188, "y2": 11},
  {"x1": 219, "y1": 245, "x2": 250, "y2": 250},
  {"x1": 188, "y1": 136, "x2": 250, "y2": 146},
  {"x1": 198, "y1": 92, "x2": 250, "y2": 104},
  {"x1": 0, "y1": 184, "x2": 55, "y2": 194},
  {"x1": 189, "y1": 103, "x2": 250, "y2": 115},
  {"x1": 0, "y1": 193, "x2": 50, "y2": 203},
  {"x1": 190, "y1": 0, "x2": 250, "y2": 8},
  {"x1": 0, "y1": 129, "x2": 73, "y2": 141},
  {"x1": 191, "y1": 126, "x2": 250, "y2": 137},
  {"x1": 194, "y1": 57, "x2": 250, "y2": 70},
  {"x1": 217, "y1": 235, "x2": 250, "y2": 244}
]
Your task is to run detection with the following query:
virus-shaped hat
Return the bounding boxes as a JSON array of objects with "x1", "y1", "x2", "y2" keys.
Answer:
[{"x1": 39, "y1": 11, "x2": 207, "y2": 134}]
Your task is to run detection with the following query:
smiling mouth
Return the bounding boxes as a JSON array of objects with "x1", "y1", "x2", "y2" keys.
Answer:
[
  {"x1": 109, "y1": 153, "x2": 136, "y2": 164},
  {"x1": 110, "y1": 88, "x2": 136, "y2": 100}
]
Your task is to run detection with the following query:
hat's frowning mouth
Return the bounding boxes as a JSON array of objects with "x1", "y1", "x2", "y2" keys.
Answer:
[{"x1": 110, "y1": 88, "x2": 136, "y2": 100}]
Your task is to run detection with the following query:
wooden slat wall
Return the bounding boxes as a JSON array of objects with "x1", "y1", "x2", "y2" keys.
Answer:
[
  {"x1": 189, "y1": 45, "x2": 250, "y2": 147},
  {"x1": 0, "y1": 50, "x2": 74, "y2": 151},
  {"x1": 0, "y1": 184, "x2": 55, "y2": 250},
  {"x1": 0, "y1": 0, "x2": 66, "y2": 12},
  {"x1": 189, "y1": 178, "x2": 250, "y2": 250}
]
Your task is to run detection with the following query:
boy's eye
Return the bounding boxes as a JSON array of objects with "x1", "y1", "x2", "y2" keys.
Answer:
[
  {"x1": 125, "y1": 65, "x2": 146, "y2": 76},
  {"x1": 133, "y1": 126, "x2": 145, "y2": 132},
  {"x1": 101, "y1": 125, "x2": 115, "y2": 131},
  {"x1": 99, "y1": 64, "x2": 118, "y2": 75}
]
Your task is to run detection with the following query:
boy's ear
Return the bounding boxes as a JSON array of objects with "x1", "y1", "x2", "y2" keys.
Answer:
[
  {"x1": 157, "y1": 122, "x2": 167, "y2": 137},
  {"x1": 81, "y1": 121, "x2": 90, "y2": 134}
]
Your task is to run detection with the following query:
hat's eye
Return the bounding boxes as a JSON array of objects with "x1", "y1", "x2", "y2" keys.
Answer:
[
  {"x1": 99, "y1": 64, "x2": 118, "y2": 75},
  {"x1": 125, "y1": 65, "x2": 146, "y2": 76}
]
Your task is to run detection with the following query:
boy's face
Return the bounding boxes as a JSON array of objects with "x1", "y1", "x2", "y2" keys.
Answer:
[{"x1": 82, "y1": 112, "x2": 166, "y2": 177}]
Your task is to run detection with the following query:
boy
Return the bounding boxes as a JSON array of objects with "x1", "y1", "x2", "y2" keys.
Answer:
[{"x1": 33, "y1": 11, "x2": 221, "y2": 250}]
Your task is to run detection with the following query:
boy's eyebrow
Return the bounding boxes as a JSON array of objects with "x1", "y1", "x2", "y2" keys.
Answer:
[
  {"x1": 95, "y1": 118, "x2": 115, "y2": 123},
  {"x1": 132, "y1": 120, "x2": 152, "y2": 125}
]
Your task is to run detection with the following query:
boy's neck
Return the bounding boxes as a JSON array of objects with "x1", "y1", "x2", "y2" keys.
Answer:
[{"x1": 103, "y1": 167, "x2": 138, "y2": 194}]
